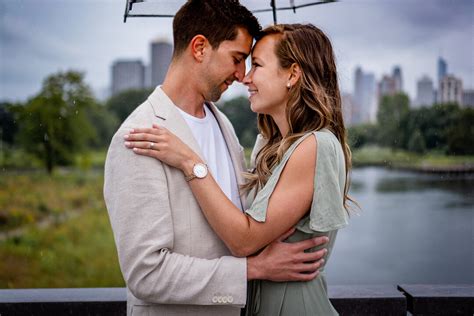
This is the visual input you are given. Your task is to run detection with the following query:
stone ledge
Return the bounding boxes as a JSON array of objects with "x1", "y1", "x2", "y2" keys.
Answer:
[
  {"x1": 398, "y1": 284, "x2": 474, "y2": 316},
  {"x1": 1, "y1": 285, "x2": 471, "y2": 316}
]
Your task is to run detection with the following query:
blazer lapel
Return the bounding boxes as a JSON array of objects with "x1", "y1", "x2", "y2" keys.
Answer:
[
  {"x1": 206, "y1": 102, "x2": 247, "y2": 208},
  {"x1": 147, "y1": 87, "x2": 205, "y2": 160},
  {"x1": 147, "y1": 87, "x2": 247, "y2": 208}
]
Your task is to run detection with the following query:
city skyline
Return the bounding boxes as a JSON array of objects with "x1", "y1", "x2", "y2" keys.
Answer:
[{"x1": 1, "y1": 0, "x2": 473, "y2": 102}]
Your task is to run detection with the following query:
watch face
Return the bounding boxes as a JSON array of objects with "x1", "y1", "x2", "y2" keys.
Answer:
[{"x1": 193, "y1": 163, "x2": 208, "y2": 178}]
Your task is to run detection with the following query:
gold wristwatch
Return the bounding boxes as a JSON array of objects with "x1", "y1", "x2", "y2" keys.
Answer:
[{"x1": 185, "y1": 163, "x2": 208, "y2": 182}]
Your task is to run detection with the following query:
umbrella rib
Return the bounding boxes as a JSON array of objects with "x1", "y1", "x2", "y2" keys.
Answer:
[
  {"x1": 252, "y1": 1, "x2": 336, "y2": 13},
  {"x1": 123, "y1": 0, "x2": 337, "y2": 22},
  {"x1": 126, "y1": 14, "x2": 175, "y2": 18}
]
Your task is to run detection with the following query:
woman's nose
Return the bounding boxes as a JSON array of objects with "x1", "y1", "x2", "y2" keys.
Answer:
[{"x1": 242, "y1": 71, "x2": 252, "y2": 85}]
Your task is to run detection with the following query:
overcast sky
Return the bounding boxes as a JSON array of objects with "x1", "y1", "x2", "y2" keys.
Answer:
[{"x1": 1, "y1": 0, "x2": 473, "y2": 103}]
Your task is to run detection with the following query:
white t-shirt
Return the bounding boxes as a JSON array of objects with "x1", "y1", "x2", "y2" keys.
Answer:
[{"x1": 177, "y1": 105, "x2": 242, "y2": 210}]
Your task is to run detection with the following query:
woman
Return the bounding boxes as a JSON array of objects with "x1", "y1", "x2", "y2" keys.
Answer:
[{"x1": 125, "y1": 24, "x2": 352, "y2": 315}]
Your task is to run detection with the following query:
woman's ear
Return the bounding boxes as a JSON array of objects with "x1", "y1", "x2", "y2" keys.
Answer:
[
  {"x1": 190, "y1": 35, "x2": 208, "y2": 62},
  {"x1": 288, "y1": 63, "x2": 302, "y2": 86}
]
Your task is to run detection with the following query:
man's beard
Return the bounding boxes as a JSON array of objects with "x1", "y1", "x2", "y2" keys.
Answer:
[{"x1": 208, "y1": 83, "x2": 223, "y2": 102}]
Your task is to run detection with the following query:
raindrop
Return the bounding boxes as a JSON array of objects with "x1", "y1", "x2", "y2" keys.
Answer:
[
  {"x1": 44, "y1": 133, "x2": 49, "y2": 141},
  {"x1": 75, "y1": 110, "x2": 79, "y2": 115}
]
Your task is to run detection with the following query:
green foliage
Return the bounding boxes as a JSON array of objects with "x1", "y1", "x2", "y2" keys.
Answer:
[
  {"x1": 0, "y1": 170, "x2": 124, "y2": 288},
  {"x1": 362, "y1": 94, "x2": 472, "y2": 156},
  {"x1": 85, "y1": 103, "x2": 119, "y2": 149},
  {"x1": 407, "y1": 129, "x2": 426, "y2": 154},
  {"x1": 219, "y1": 96, "x2": 258, "y2": 148},
  {"x1": 106, "y1": 88, "x2": 153, "y2": 123},
  {"x1": 347, "y1": 124, "x2": 378, "y2": 149},
  {"x1": 0, "y1": 102, "x2": 20, "y2": 145},
  {"x1": 446, "y1": 107, "x2": 474, "y2": 155},
  {"x1": 376, "y1": 93, "x2": 410, "y2": 148},
  {"x1": 16, "y1": 71, "x2": 97, "y2": 173}
]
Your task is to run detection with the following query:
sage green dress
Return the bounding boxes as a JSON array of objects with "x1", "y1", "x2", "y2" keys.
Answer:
[{"x1": 244, "y1": 129, "x2": 348, "y2": 316}]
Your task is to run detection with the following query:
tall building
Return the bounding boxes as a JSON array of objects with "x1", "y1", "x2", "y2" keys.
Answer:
[
  {"x1": 341, "y1": 93, "x2": 355, "y2": 126},
  {"x1": 439, "y1": 75, "x2": 463, "y2": 105},
  {"x1": 437, "y1": 57, "x2": 447, "y2": 84},
  {"x1": 111, "y1": 60, "x2": 145, "y2": 95},
  {"x1": 462, "y1": 90, "x2": 474, "y2": 108},
  {"x1": 392, "y1": 66, "x2": 403, "y2": 92},
  {"x1": 353, "y1": 67, "x2": 377, "y2": 124},
  {"x1": 151, "y1": 40, "x2": 173, "y2": 87},
  {"x1": 415, "y1": 75, "x2": 434, "y2": 107},
  {"x1": 378, "y1": 75, "x2": 398, "y2": 97}
]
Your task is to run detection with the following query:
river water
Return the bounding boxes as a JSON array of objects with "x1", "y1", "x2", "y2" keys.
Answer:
[{"x1": 325, "y1": 167, "x2": 473, "y2": 285}]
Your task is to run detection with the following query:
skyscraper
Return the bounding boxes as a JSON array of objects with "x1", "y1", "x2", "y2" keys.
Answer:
[
  {"x1": 150, "y1": 40, "x2": 173, "y2": 87},
  {"x1": 462, "y1": 90, "x2": 474, "y2": 108},
  {"x1": 439, "y1": 75, "x2": 463, "y2": 105},
  {"x1": 111, "y1": 60, "x2": 145, "y2": 95},
  {"x1": 392, "y1": 66, "x2": 403, "y2": 92},
  {"x1": 353, "y1": 67, "x2": 377, "y2": 124},
  {"x1": 415, "y1": 75, "x2": 434, "y2": 107},
  {"x1": 378, "y1": 75, "x2": 397, "y2": 97},
  {"x1": 437, "y1": 57, "x2": 447, "y2": 84}
]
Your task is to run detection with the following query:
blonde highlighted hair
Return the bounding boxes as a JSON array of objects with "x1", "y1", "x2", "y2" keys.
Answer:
[{"x1": 243, "y1": 23, "x2": 354, "y2": 211}]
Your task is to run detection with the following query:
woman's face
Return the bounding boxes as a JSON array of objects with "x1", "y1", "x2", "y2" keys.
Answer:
[{"x1": 243, "y1": 35, "x2": 290, "y2": 116}]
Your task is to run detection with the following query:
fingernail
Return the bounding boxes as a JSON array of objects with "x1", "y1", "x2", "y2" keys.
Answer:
[
  {"x1": 124, "y1": 142, "x2": 131, "y2": 146},
  {"x1": 123, "y1": 134, "x2": 129, "y2": 139},
  {"x1": 324, "y1": 248, "x2": 328, "y2": 254}
]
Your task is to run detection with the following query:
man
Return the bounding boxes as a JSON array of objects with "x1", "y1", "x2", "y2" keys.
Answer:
[{"x1": 104, "y1": 1, "x2": 327, "y2": 315}]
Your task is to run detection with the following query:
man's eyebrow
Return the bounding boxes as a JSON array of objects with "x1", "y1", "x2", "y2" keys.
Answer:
[{"x1": 234, "y1": 51, "x2": 249, "y2": 59}]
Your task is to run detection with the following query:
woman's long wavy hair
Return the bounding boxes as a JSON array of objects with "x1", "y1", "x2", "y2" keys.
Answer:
[{"x1": 243, "y1": 23, "x2": 354, "y2": 211}]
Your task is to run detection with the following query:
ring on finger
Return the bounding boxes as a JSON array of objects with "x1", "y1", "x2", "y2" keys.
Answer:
[{"x1": 149, "y1": 142, "x2": 154, "y2": 149}]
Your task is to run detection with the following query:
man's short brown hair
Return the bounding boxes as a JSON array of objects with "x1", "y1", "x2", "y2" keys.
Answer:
[{"x1": 173, "y1": 0, "x2": 261, "y2": 58}]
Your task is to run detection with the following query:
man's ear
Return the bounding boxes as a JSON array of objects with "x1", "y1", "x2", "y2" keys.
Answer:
[
  {"x1": 288, "y1": 63, "x2": 302, "y2": 86},
  {"x1": 190, "y1": 35, "x2": 209, "y2": 62}
]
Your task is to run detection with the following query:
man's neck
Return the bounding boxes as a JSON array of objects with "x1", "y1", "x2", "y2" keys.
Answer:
[{"x1": 161, "y1": 63, "x2": 206, "y2": 118}]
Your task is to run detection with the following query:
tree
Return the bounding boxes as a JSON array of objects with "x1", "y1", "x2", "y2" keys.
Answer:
[
  {"x1": 446, "y1": 107, "x2": 474, "y2": 155},
  {"x1": 85, "y1": 103, "x2": 119, "y2": 149},
  {"x1": 17, "y1": 71, "x2": 96, "y2": 173},
  {"x1": 0, "y1": 102, "x2": 20, "y2": 145},
  {"x1": 407, "y1": 129, "x2": 426, "y2": 154},
  {"x1": 347, "y1": 124, "x2": 378, "y2": 149},
  {"x1": 106, "y1": 88, "x2": 153, "y2": 123},
  {"x1": 219, "y1": 96, "x2": 258, "y2": 148},
  {"x1": 376, "y1": 93, "x2": 410, "y2": 149}
]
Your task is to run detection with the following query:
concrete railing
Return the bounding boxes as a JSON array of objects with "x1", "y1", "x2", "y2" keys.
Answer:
[{"x1": 0, "y1": 284, "x2": 472, "y2": 315}]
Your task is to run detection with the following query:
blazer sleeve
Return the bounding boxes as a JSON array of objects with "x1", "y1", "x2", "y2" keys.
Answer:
[{"x1": 104, "y1": 127, "x2": 247, "y2": 307}]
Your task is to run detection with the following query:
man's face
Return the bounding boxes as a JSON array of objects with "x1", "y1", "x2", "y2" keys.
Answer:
[{"x1": 202, "y1": 27, "x2": 253, "y2": 102}]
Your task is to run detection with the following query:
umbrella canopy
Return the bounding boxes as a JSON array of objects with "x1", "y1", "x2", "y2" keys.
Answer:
[{"x1": 124, "y1": 0, "x2": 336, "y2": 23}]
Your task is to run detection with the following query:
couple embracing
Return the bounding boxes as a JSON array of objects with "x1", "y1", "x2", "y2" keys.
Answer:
[{"x1": 104, "y1": 0, "x2": 352, "y2": 315}]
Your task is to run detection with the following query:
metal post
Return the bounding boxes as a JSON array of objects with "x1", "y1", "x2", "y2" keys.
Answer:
[{"x1": 271, "y1": 0, "x2": 277, "y2": 24}]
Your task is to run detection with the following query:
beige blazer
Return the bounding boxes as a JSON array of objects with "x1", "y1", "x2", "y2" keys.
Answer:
[{"x1": 104, "y1": 87, "x2": 248, "y2": 316}]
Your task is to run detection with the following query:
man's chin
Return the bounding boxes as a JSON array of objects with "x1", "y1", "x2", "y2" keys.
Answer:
[{"x1": 207, "y1": 88, "x2": 224, "y2": 102}]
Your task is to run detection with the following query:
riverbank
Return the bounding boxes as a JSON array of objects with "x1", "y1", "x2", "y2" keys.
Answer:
[{"x1": 352, "y1": 146, "x2": 474, "y2": 174}]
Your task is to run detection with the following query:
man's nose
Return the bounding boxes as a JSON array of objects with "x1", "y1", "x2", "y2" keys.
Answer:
[{"x1": 235, "y1": 61, "x2": 246, "y2": 82}]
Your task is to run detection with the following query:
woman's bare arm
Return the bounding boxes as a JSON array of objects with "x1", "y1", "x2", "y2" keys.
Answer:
[{"x1": 125, "y1": 127, "x2": 316, "y2": 257}]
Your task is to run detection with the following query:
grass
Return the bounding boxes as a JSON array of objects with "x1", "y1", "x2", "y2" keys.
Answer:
[
  {"x1": 0, "y1": 206, "x2": 124, "y2": 288},
  {"x1": 0, "y1": 170, "x2": 104, "y2": 232},
  {"x1": 0, "y1": 169, "x2": 124, "y2": 288},
  {"x1": 352, "y1": 145, "x2": 474, "y2": 169}
]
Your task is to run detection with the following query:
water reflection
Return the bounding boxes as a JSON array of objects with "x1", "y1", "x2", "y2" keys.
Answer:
[{"x1": 326, "y1": 167, "x2": 473, "y2": 285}]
